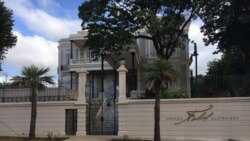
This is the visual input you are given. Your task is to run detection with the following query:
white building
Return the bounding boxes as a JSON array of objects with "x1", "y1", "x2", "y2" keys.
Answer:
[
  {"x1": 58, "y1": 29, "x2": 191, "y2": 97},
  {"x1": 57, "y1": 27, "x2": 191, "y2": 135}
]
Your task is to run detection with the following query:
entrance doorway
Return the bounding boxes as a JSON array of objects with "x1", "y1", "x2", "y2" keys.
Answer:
[{"x1": 87, "y1": 84, "x2": 118, "y2": 135}]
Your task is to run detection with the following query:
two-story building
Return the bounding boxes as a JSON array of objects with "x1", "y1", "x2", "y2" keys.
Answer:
[
  {"x1": 57, "y1": 27, "x2": 191, "y2": 135},
  {"x1": 58, "y1": 29, "x2": 191, "y2": 98}
]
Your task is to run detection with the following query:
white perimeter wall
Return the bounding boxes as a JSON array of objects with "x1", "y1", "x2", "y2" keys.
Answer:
[
  {"x1": 118, "y1": 97, "x2": 250, "y2": 141},
  {"x1": 0, "y1": 101, "x2": 86, "y2": 137}
]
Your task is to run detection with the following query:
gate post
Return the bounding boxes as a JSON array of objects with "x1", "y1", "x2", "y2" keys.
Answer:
[
  {"x1": 75, "y1": 68, "x2": 88, "y2": 136},
  {"x1": 117, "y1": 64, "x2": 128, "y2": 102},
  {"x1": 77, "y1": 68, "x2": 88, "y2": 102},
  {"x1": 117, "y1": 63, "x2": 128, "y2": 136}
]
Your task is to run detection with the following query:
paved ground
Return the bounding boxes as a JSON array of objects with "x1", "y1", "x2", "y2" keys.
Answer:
[
  {"x1": 64, "y1": 136, "x2": 215, "y2": 141},
  {"x1": 65, "y1": 136, "x2": 116, "y2": 141}
]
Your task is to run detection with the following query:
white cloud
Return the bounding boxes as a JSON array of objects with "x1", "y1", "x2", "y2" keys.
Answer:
[
  {"x1": 1, "y1": 0, "x2": 82, "y2": 79},
  {"x1": 3, "y1": 0, "x2": 82, "y2": 40},
  {"x1": 38, "y1": 0, "x2": 61, "y2": 9},
  {"x1": 188, "y1": 20, "x2": 222, "y2": 75},
  {"x1": 5, "y1": 31, "x2": 58, "y2": 77}
]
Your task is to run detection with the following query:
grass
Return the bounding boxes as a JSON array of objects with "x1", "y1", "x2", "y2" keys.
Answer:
[
  {"x1": 110, "y1": 138, "x2": 151, "y2": 141},
  {"x1": 110, "y1": 134, "x2": 151, "y2": 141},
  {"x1": 0, "y1": 136, "x2": 68, "y2": 141}
]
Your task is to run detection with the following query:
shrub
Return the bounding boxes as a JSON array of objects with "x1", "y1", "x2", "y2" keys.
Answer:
[{"x1": 162, "y1": 89, "x2": 187, "y2": 98}]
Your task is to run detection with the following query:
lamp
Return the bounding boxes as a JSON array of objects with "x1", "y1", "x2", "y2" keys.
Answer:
[{"x1": 191, "y1": 40, "x2": 198, "y2": 97}]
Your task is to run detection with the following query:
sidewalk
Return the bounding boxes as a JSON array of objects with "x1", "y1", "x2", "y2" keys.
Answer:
[
  {"x1": 64, "y1": 135, "x2": 116, "y2": 141},
  {"x1": 64, "y1": 135, "x2": 214, "y2": 141}
]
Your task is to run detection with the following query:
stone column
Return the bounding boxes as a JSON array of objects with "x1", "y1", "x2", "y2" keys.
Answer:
[
  {"x1": 117, "y1": 64, "x2": 128, "y2": 102},
  {"x1": 75, "y1": 104, "x2": 87, "y2": 136},
  {"x1": 76, "y1": 68, "x2": 88, "y2": 103},
  {"x1": 117, "y1": 64, "x2": 128, "y2": 136},
  {"x1": 75, "y1": 68, "x2": 88, "y2": 136}
]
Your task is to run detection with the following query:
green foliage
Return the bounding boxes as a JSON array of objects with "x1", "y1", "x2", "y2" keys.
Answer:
[
  {"x1": 11, "y1": 65, "x2": 54, "y2": 90},
  {"x1": 207, "y1": 50, "x2": 246, "y2": 75},
  {"x1": 144, "y1": 59, "x2": 177, "y2": 84},
  {"x1": 144, "y1": 59, "x2": 177, "y2": 141},
  {"x1": 0, "y1": 136, "x2": 68, "y2": 141},
  {"x1": 198, "y1": 0, "x2": 250, "y2": 71},
  {"x1": 193, "y1": 74, "x2": 250, "y2": 97},
  {"x1": 162, "y1": 89, "x2": 187, "y2": 99},
  {"x1": 78, "y1": 0, "x2": 199, "y2": 60},
  {"x1": 0, "y1": 1, "x2": 17, "y2": 59},
  {"x1": 122, "y1": 135, "x2": 129, "y2": 141},
  {"x1": 111, "y1": 134, "x2": 150, "y2": 141},
  {"x1": 47, "y1": 132, "x2": 53, "y2": 140},
  {"x1": 11, "y1": 65, "x2": 54, "y2": 139}
]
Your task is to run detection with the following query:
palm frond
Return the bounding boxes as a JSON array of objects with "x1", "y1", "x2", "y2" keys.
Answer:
[
  {"x1": 144, "y1": 70, "x2": 160, "y2": 82},
  {"x1": 11, "y1": 65, "x2": 54, "y2": 90},
  {"x1": 144, "y1": 59, "x2": 177, "y2": 84},
  {"x1": 40, "y1": 76, "x2": 55, "y2": 85},
  {"x1": 11, "y1": 76, "x2": 29, "y2": 88}
]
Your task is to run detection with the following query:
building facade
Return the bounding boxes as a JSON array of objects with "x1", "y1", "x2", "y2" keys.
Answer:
[
  {"x1": 58, "y1": 28, "x2": 191, "y2": 98},
  {"x1": 57, "y1": 28, "x2": 191, "y2": 135}
]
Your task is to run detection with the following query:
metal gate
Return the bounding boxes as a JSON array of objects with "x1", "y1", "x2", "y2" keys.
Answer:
[
  {"x1": 87, "y1": 85, "x2": 118, "y2": 135},
  {"x1": 65, "y1": 109, "x2": 77, "y2": 135}
]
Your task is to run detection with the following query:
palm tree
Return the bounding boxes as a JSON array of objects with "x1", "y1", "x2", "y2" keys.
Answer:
[
  {"x1": 11, "y1": 65, "x2": 54, "y2": 139},
  {"x1": 144, "y1": 59, "x2": 177, "y2": 141}
]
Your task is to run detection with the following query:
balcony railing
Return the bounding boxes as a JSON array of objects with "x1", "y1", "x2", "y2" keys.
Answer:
[
  {"x1": 0, "y1": 87, "x2": 78, "y2": 103},
  {"x1": 69, "y1": 59, "x2": 112, "y2": 71},
  {"x1": 70, "y1": 59, "x2": 100, "y2": 66}
]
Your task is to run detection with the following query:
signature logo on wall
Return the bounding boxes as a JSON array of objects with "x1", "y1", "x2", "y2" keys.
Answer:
[{"x1": 175, "y1": 105, "x2": 214, "y2": 125}]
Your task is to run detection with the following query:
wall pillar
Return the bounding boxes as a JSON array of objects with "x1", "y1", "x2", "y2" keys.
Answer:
[
  {"x1": 76, "y1": 68, "x2": 88, "y2": 103},
  {"x1": 76, "y1": 68, "x2": 88, "y2": 136},
  {"x1": 75, "y1": 104, "x2": 87, "y2": 136},
  {"x1": 117, "y1": 64, "x2": 128, "y2": 102},
  {"x1": 117, "y1": 64, "x2": 128, "y2": 136}
]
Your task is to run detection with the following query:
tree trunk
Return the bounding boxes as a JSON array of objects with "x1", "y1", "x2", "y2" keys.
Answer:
[
  {"x1": 154, "y1": 80, "x2": 162, "y2": 141},
  {"x1": 29, "y1": 88, "x2": 37, "y2": 139}
]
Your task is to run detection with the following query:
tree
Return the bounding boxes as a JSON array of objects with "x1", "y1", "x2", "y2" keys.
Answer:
[
  {"x1": 0, "y1": 1, "x2": 17, "y2": 59},
  {"x1": 78, "y1": 0, "x2": 199, "y2": 59},
  {"x1": 11, "y1": 65, "x2": 54, "y2": 139},
  {"x1": 144, "y1": 59, "x2": 176, "y2": 141},
  {"x1": 204, "y1": 50, "x2": 250, "y2": 97},
  {"x1": 78, "y1": 1, "x2": 198, "y2": 140},
  {"x1": 198, "y1": 0, "x2": 250, "y2": 72},
  {"x1": 207, "y1": 50, "x2": 246, "y2": 75}
]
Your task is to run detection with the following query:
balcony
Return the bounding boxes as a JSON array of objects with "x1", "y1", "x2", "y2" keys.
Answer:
[{"x1": 69, "y1": 59, "x2": 113, "y2": 71}]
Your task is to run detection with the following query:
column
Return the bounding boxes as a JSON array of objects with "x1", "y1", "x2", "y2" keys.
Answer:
[
  {"x1": 70, "y1": 40, "x2": 73, "y2": 89},
  {"x1": 117, "y1": 64, "x2": 128, "y2": 136},
  {"x1": 131, "y1": 52, "x2": 135, "y2": 91},
  {"x1": 76, "y1": 106, "x2": 87, "y2": 136},
  {"x1": 76, "y1": 68, "x2": 88, "y2": 103},
  {"x1": 76, "y1": 68, "x2": 88, "y2": 136},
  {"x1": 117, "y1": 64, "x2": 128, "y2": 102}
]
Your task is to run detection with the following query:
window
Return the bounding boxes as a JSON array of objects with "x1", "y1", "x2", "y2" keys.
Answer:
[
  {"x1": 80, "y1": 51, "x2": 84, "y2": 59},
  {"x1": 171, "y1": 48, "x2": 178, "y2": 57},
  {"x1": 75, "y1": 48, "x2": 78, "y2": 59},
  {"x1": 87, "y1": 51, "x2": 95, "y2": 59},
  {"x1": 66, "y1": 53, "x2": 70, "y2": 65}
]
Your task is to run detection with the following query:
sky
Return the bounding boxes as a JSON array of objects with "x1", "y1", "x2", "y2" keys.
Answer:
[{"x1": 1, "y1": 0, "x2": 221, "y2": 82}]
